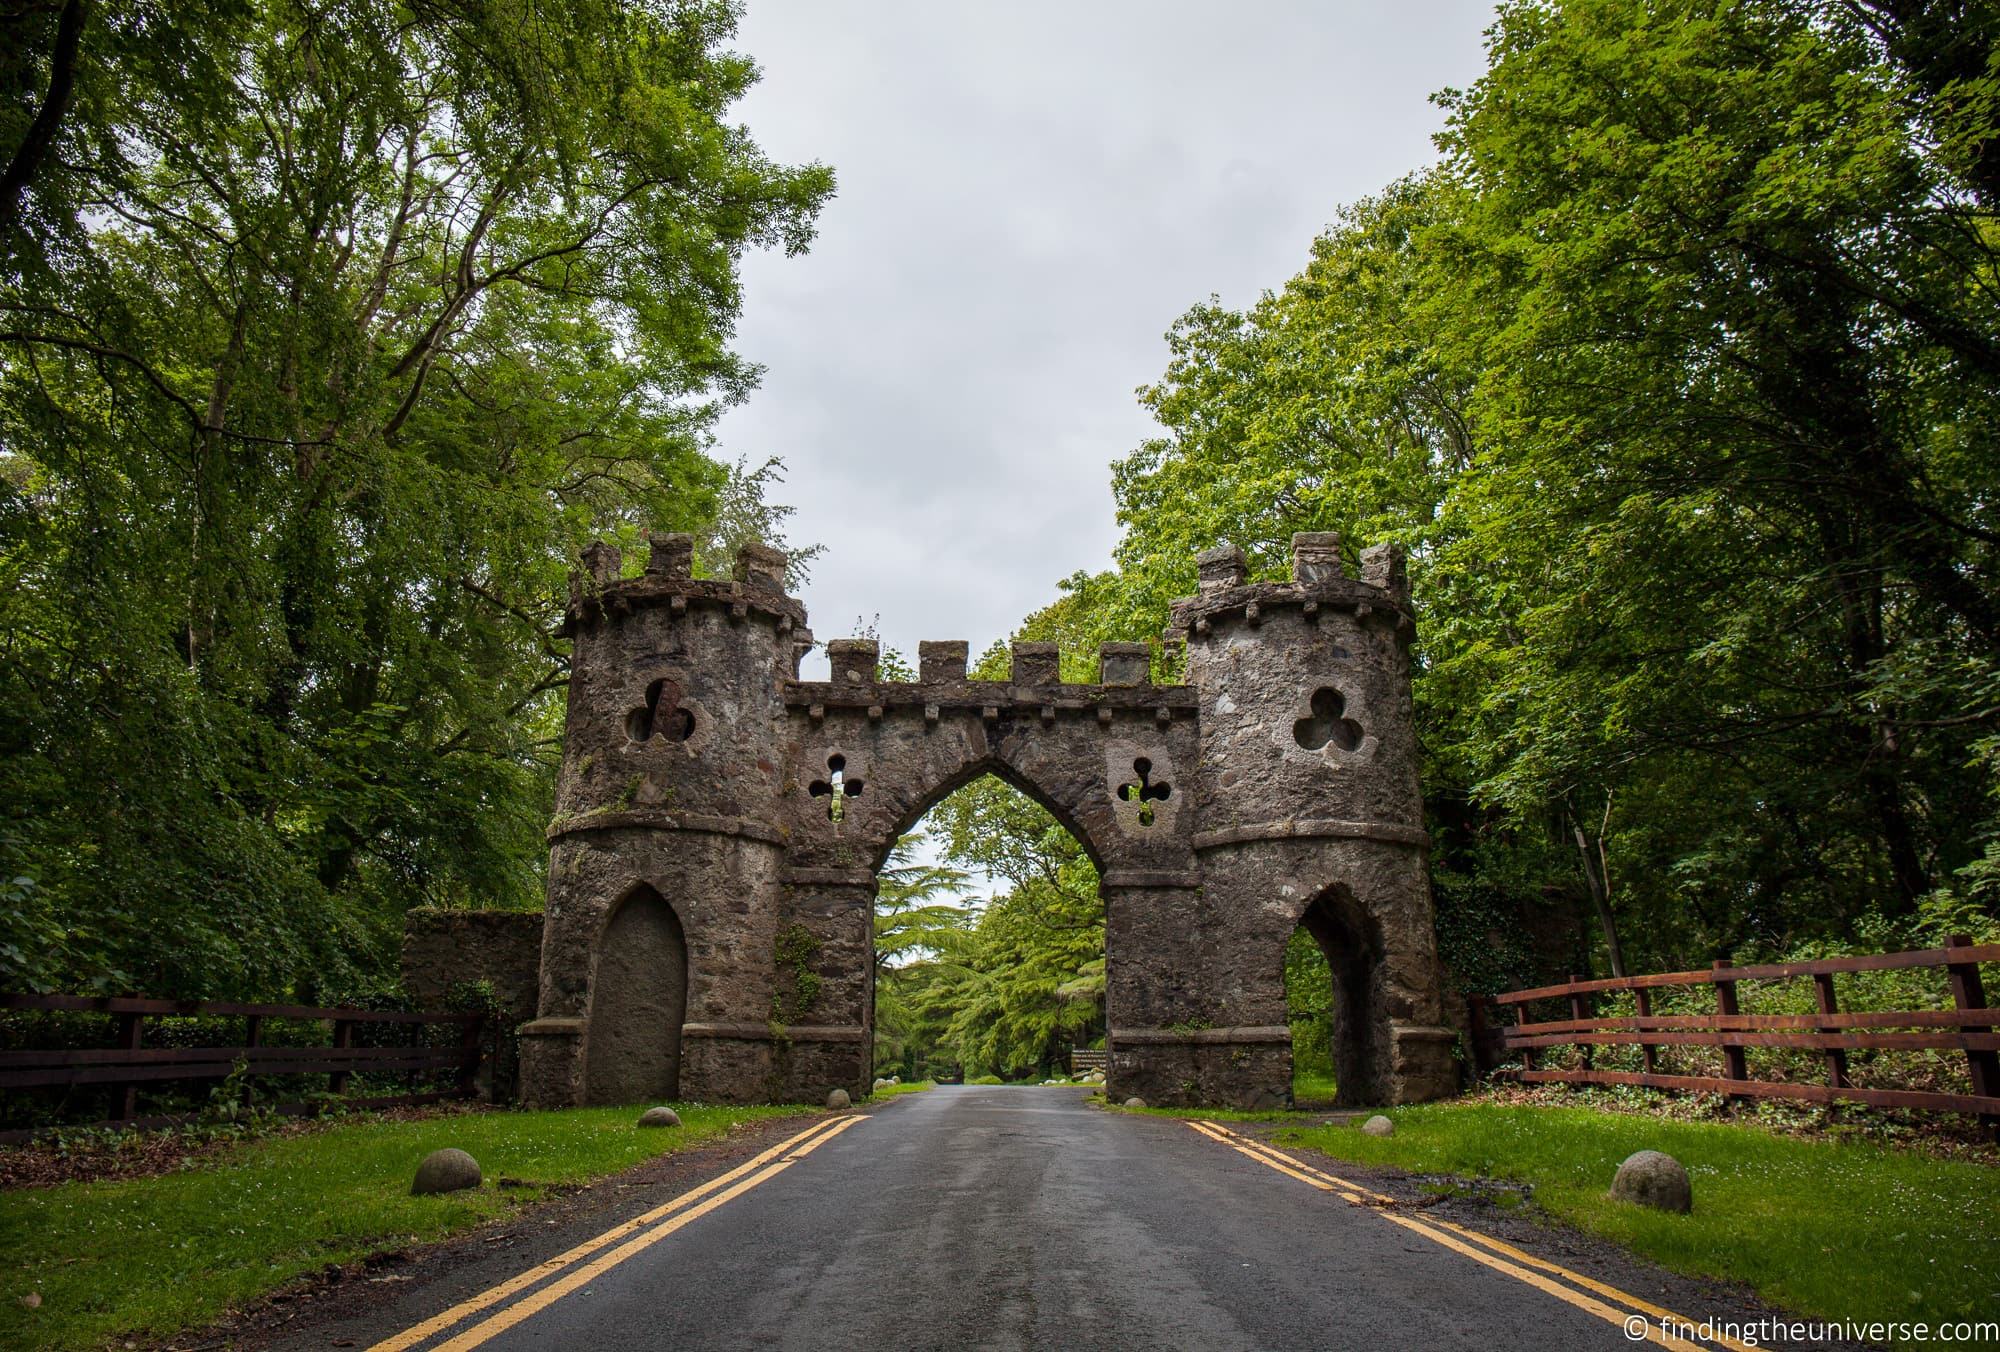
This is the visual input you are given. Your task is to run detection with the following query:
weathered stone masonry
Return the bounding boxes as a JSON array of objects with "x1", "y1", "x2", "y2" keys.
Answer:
[{"x1": 515, "y1": 530, "x2": 1457, "y2": 1110}]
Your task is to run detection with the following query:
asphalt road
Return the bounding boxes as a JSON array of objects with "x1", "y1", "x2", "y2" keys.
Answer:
[{"x1": 270, "y1": 1086, "x2": 1849, "y2": 1352}]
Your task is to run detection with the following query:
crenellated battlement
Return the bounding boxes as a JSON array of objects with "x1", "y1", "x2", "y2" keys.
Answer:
[
  {"x1": 565, "y1": 528, "x2": 1412, "y2": 668},
  {"x1": 808, "y1": 636, "x2": 1176, "y2": 689},
  {"x1": 561, "y1": 533, "x2": 808, "y2": 638},
  {"x1": 1167, "y1": 532, "x2": 1413, "y2": 641},
  {"x1": 788, "y1": 637, "x2": 1193, "y2": 723},
  {"x1": 785, "y1": 679, "x2": 1197, "y2": 716}
]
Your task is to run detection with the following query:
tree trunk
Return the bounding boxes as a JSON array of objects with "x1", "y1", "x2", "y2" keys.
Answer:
[
  {"x1": 0, "y1": 0, "x2": 86, "y2": 240},
  {"x1": 1568, "y1": 797, "x2": 1626, "y2": 978}
]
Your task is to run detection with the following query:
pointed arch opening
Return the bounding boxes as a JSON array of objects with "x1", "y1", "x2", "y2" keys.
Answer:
[
  {"x1": 1287, "y1": 886, "x2": 1388, "y2": 1108},
  {"x1": 584, "y1": 884, "x2": 689, "y2": 1105},
  {"x1": 872, "y1": 770, "x2": 1105, "y2": 1088},
  {"x1": 868, "y1": 753, "x2": 1108, "y2": 877}
]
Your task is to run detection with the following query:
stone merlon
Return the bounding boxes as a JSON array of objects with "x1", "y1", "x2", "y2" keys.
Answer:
[
  {"x1": 828, "y1": 638, "x2": 880, "y2": 685},
  {"x1": 647, "y1": 531, "x2": 694, "y2": 579},
  {"x1": 918, "y1": 640, "x2": 969, "y2": 682},
  {"x1": 735, "y1": 542, "x2": 787, "y2": 592},
  {"x1": 1196, "y1": 544, "x2": 1248, "y2": 594}
]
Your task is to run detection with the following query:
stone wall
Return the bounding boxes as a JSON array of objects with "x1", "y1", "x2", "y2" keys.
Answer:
[{"x1": 401, "y1": 908, "x2": 543, "y2": 1101}]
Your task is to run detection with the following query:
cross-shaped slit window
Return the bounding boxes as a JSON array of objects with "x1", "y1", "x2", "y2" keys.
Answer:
[
  {"x1": 1116, "y1": 757, "x2": 1171, "y2": 827},
  {"x1": 808, "y1": 754, "x2": 864, "y2": 823}
]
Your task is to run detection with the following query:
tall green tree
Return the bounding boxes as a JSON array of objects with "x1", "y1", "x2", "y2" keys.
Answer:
[
  {"x1": 1055, "y1": 0, "x2": 2000, "y2": 981},
  {"x1": 0, "y1": 0, "x2": 831, "y2": 997},
  {"x1": 872, "y1": 832, "x2": 973, "y2": 1075},
  {"x1": 872, "y1": 777, "x2": 1106, "y2": 1081},
  {"x1": 1426, "y1": 0, "x2": 1999, "y2": 937}
]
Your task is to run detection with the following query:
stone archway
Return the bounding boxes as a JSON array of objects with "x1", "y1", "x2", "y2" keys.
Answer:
[
  {"x1": 518, "y1": 531, "x2": 1459, "y2": 1111},
  {"x1": 866, "y1": 753, "x2": 1112, "y2": 879},
  {"x1": 868, "y1": 761, "x2": 1105, "y2": 1081},
  {"x1": 583, "y1": 886, "x2": 688, "y2": 1105}
]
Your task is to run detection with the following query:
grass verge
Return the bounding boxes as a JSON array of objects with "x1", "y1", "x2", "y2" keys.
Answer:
[
  {"x1": 0, "y1": 1102, "x2": 800, "y2": 1352},
  {"x1": 1280, "y1": 1103, "x2": 2000, "y2": 1341},
  {"x1": 1293, "y1": 1068, "x2": 1338, "y2": 1103},
  {"x1": 869, "y1": 1080, "x2": 934, "y2": 1097}
]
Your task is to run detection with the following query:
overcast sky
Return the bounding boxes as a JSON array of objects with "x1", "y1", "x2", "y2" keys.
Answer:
[{"x1": 715, "y1": 2, "x2": 1497, "y2": 678}]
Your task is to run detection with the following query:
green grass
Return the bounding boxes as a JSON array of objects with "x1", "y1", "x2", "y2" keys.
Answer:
[
  {"x1": 1293, "y1": 1068, "x2": 1338, "y2": 1102},
  {"x1": 1282, "y1": 1103, "x2": 2000, "y2": 1343},
  {"x1": 0, "y1": 1102, "x2": 800, "y2": 1352},
  {"x1": 869, "y1": 1080, "x2": 934, "y2": 1097}
]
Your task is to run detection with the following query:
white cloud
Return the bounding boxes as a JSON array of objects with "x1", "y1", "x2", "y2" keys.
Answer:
[{"x1": 716, "y1": 0, "x2": 1496, "y2": 675}]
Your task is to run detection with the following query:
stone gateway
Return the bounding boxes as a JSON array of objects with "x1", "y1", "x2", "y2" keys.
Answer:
[{"x1": 516, "y1": 531, "x2": 1458, "y2": 1110}]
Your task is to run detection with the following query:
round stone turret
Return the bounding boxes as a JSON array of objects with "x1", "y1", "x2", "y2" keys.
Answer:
[
  {"x1": 552, "y1": 533, "x2": 806, "y2": 828},
  {"x1": 520, "y1": 533, "x2": 807, "y2": 1111},
  {"x1": 1173, "y1": 533, "x2": 1423, "y2": 837},
  {"x1": 1168, "y1": 532, "x2": 1452, "y2": 1108}
]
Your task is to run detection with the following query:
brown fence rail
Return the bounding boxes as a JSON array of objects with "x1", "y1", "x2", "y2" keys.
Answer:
[
  {"x1": 1470, "y1": 935, "x2": 2000, "y2": 1123},
  {"x1": 0, "y1": 992, "x2": 484, "y2": 1143}
]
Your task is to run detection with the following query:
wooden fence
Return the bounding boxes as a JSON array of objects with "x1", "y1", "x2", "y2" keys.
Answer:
[
  {"x1": 0, "y1": 992, "x2": 485, "y2": 1143},
  {"x1": 1470, "y1": 935, "x2": 2000, "y2": 1123}
]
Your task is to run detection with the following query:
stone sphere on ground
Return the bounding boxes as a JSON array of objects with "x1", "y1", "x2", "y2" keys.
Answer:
[
  {"x1": 872, "y1": 1078, "x2": 891, "y2": 1092},
  {"x1": 1123, "y1": 1096, "x2": 1147, "y2": 1109},
  {"x1": 411, "y1": 1147, "x2": 481, "y2": 1195},
  {"x1": 1361, "y1": 1115, "x2": 1395, "y2": 1137},
  {"x1": 1608, "y1": 1150, "x2": 1692, "y2": 1213},
  {"x1": 637, "y1": 1106, "x2": 681, "y2": 1128},
  {"x1": 827, "y1": 1088, "x2": 851, "y2": 1110}
]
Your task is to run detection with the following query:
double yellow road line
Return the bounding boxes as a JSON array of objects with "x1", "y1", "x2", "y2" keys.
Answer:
[
  {"x1": 371, "y1": 1114, "x2": 865, "y2": 1352},
  {"x1": 372, "y1": 1108, "x2": 1743, "y2": 1351},
  {"x1": 1185, "y1": 1120, "x2": 1754, "y2": 1352}
]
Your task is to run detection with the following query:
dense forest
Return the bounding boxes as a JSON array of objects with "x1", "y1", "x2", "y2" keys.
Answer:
[{"x1": 2, "y1": 0, "x2": 1997, "y2": 1082}]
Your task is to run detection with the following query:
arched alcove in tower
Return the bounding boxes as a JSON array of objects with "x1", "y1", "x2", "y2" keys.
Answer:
[{"x1": 584, "y1": 885, "x2": 689, "y2": 1104}]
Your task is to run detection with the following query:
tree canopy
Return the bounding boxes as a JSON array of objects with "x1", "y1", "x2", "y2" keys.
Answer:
[
  {"x1": 0, "y1": 0, "x2": 831, "y2": 997},
  {"x1": 1039, "y1": 0, "x2": 2000, "y2": 984},
  {"x1": 873, "y1": 781, "x2": 1106, "y2": 1082}
]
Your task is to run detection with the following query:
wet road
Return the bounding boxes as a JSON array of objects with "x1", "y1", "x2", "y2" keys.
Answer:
[{"x1": 280, "y1": 1086, "x2": 1833, "y2": 1352}]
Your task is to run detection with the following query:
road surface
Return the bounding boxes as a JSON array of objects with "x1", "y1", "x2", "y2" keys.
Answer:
[{"x1": 264, "y1": 1085, "x2": 1841, "y2": 1351}]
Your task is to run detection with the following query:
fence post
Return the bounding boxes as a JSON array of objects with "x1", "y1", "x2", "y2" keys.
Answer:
[
  {"x1": 1631, "y1": 986, "x2": 1658, "y2": 1076},
  {"x1": 115, "y1": 1011, "x2": 142, "y2": 1123},
  {"x1": 242, "y1": 1014, "x2": 263, "y2": 1112},
  {"x1": 1944, "y1": 934, "x2": 1999, "y2": 1132},
  {"x1": 1713, "y1": 959, "x2": 1748, "y2": 1100},
  {"x1": 457, "y1": 1016, "x2": 483, "y2": 1100},
  {"x1": 1569, "y1": 974, "x2": 1593, "y2": 1071},
  {"x1": 329, "y1": 1018, "x2": 353, "y2": 1098},
  {"x1": 1811, "y1": 972, "x2": 1847, "y2": 1115}
]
